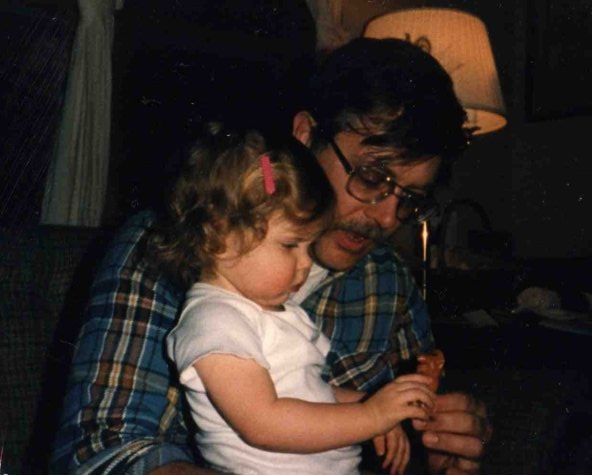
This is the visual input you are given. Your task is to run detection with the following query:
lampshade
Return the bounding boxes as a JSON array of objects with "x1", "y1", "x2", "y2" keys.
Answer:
[{"x1": 364, "y1": 8, "x2": 507, "y2": 135}]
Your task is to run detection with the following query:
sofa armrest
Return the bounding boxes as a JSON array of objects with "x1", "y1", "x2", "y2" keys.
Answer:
[{"x1": 0, "y1": 225, "x2": 109, "y2": 473}]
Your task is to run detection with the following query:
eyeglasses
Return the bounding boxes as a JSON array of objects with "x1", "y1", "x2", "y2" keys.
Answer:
[{"x1": 327, "y1": 137, "x2": 438, "y2": 223}]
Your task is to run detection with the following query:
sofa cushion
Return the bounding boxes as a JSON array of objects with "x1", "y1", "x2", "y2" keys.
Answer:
[{"x1": 0, "y1": 225, "x2": 107, "y2": 474}]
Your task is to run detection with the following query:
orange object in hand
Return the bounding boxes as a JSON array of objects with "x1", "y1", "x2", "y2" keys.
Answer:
[{"x1": 417, "y1": 349, "x2": 445, "y2": 391}]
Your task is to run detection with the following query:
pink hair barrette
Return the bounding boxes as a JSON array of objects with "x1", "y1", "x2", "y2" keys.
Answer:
[{"x1": 259, "y1": 154, "x2": 276, "y2": 195}]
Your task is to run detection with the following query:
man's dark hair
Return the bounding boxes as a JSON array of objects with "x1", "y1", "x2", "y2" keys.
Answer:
[{"x1": 308, "y1": 37, "x2": 469, "y2": 176}]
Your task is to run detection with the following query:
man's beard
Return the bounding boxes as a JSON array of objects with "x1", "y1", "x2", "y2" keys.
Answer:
[{"x1": 330, "y1": 219, "x2": 393, "y2": 245}]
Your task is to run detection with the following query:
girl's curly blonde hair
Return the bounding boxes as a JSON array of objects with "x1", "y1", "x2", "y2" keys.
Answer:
[{"x1": 146, "y1": 123, "x2": 334, "y2": 288}]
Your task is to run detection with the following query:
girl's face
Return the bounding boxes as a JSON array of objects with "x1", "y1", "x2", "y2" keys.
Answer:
[{"x1": 208, "y1": 212, "x2": 322, "y2": 310}]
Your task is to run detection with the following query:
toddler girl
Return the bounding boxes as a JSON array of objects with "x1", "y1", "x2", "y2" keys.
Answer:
[{"x1": 152, "y1": 124, "x2": 435, "y2": 474}]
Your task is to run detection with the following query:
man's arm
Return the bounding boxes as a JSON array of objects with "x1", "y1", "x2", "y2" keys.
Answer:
[{"x1": 50, "y1": 212, "x2": 193, "y2": 474}]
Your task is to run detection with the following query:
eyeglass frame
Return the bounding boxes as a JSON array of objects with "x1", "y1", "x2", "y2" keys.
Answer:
[{"x1": 326, "y1": 136, "x2": 439, "y2": 223}]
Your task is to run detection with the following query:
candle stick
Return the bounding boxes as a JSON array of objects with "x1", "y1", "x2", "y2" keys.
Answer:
[{"x1": 421, "y1": 221, "x2": 428, "y2": 301}]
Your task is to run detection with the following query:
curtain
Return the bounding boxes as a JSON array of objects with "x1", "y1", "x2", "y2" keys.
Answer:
[
  {"x1": 0, "y1": 5, "x2": 77, "y2": 229},
  {"x1": 41, "y1": 0, "x2": 124, "y2": 226}
]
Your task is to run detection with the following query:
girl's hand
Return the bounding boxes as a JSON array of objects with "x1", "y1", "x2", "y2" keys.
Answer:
[
  {"x1": 372, "y1": 425, "x2": 410, "y2": 475},
  {"x1": 363, "y1": 373, "x2": 436, "y2": 433}
]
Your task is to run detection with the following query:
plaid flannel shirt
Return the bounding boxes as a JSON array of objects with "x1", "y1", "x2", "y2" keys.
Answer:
[
  {"x1": 303, "y1": 248, "x2": 434, "y2": 392},
  {"x1": 51, "y1": 210, "x2": 434, "y2": 474}
]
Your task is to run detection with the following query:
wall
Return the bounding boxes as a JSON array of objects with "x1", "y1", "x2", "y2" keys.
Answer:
[
  {"x1": 107, "y1": 1, "x2": 317, "y2": 225},
  {"x1": 4, "y1": 1, "x2": 590, "y2": 258},
  {"x1": 336, "y1": 0, "x2": 592, "y2": 259},
  {"x1": 450, "y1": 0, "x2": 592, "y2": 259}
]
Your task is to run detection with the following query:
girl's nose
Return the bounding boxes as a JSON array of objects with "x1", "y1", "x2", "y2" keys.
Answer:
[{"x1": 298, "y1": 245, "x2": 313, "y2": 269}]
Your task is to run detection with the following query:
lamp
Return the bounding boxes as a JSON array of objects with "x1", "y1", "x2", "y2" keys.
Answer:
[{"x1": 364, "y1": 8, "x2": 507, "y2": 135}]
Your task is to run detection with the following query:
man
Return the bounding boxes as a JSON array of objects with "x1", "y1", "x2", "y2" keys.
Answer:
[{"x1": 51, "y1": 38, "x2": 490, "y2": 475}]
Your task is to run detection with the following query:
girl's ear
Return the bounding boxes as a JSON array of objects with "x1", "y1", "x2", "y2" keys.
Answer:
[{"x1": 292, "y1": 111, "x2": 317, "y2": 147}]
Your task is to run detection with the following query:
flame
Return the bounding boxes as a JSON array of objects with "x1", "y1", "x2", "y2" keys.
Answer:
[{"x1": 421, "y1": 220, "x2": 428, "y2": 263}]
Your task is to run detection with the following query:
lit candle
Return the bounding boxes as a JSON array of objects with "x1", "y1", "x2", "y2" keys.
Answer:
[
  {"x1": 421, "y1": 220, "x2": 428, "y2": 301},
  {"x1": 421, "y1": 221, "x2": 428, "y2": 263}
]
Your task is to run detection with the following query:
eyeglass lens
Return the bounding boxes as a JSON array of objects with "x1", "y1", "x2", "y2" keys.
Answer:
[
  {"x1": 328, "y1": 136, "x2": 437, "y2": 222},
  {"x1": 347, "y1": 167, "x2": 436, "y2": 222}
]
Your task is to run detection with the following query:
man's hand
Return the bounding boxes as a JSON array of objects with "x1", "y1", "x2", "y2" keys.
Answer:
[{"x1": 412, "y1": 392, "x2": 492, "y2": 475}]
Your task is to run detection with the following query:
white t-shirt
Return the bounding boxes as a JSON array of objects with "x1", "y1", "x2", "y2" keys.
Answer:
[{"x1": 167, "y1": 283, "x2": 360, "y2": 475}]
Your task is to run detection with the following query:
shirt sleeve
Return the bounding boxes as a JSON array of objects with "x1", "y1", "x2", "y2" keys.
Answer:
[
  {"x1": 50, "y1": 211, "x2": 190, "y2": 474},
  {"x1": 168, "y1": 299, "x2": 270, "y2": 391}
]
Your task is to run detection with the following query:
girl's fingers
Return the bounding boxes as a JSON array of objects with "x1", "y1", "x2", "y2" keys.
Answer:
[
  {"x1": 399, "y1": 387, "x2": 436, "y2": 409},
  {"x1": 386, "y1": 382, "x2": 436, "y2": 409},
  {"x1": 400, "y1": 402, "x2": 432, "y2": 421},
  {"x1": 381, "y1": 431, "x2": 396, "y2": 469},
  {"x1": 393, "y1": 373, "x2": 434, "y2": 386},
  {"x1": 397, "y1": 436, "x2": 410, "y2": 475},
  {"x1": 390, "y1": 433, "x2": 404, "y2": 475},
  {"x1": 391, "y1": 432, "x2": 409, "y2": 475},
  {"x1": 373, "y1": 433, "x2": 386, "y2": 456}
]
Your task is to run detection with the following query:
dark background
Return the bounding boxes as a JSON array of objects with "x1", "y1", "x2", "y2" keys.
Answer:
[{"x1": 1, "y1": 0, "x2": 591, "y2": 259}]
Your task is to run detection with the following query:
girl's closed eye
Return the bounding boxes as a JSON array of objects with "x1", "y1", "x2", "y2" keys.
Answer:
[{"x1": 281, "y1": 242, "x2": 299, "y2": 249}]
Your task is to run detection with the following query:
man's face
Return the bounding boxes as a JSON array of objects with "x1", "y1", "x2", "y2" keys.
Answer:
[{"x1": 312, "y1": 130, "x2": 441, "y2": 271}]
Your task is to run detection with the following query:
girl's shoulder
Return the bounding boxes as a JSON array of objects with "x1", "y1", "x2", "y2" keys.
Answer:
[{"x1": 181, "y1": 283, "x2": 266, "y2": 329}]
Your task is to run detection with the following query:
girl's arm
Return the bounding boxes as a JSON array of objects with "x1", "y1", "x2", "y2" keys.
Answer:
[
  {"x1": 333, "y1": 384, "x2": 411, "y2": 475},
  {"x1": 332, "y1": 385, "x2": 366, "y2": 403},
  {"x1": 194, "y1": 354, "x2": 434, "y2": 453}
]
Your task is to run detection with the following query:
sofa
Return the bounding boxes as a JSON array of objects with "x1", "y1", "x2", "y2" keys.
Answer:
[
  {"x1": 0, "y1": 225, "x2": 111, "y2": 474},
  {"x1": 1, "y1": 224, "x2": 590, "y2": 474}
]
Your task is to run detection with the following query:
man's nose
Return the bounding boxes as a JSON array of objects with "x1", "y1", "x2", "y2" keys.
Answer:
[{"x1": 364, "y1": 194, "x2": 399, "y2": 230}]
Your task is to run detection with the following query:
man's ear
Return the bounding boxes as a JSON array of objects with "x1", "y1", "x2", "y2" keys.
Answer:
[{"x1": 292, "y1": 111, "x2": 317, "y2": 147}]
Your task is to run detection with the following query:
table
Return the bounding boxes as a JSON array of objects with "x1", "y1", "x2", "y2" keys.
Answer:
[{"x1": 432, "y1": 318, "x2": 592, "y2": 474}]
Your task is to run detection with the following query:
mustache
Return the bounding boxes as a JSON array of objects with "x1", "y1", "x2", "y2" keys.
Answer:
[{"x1": 330, "y1": 221, "x2": 392, "y2": 244}]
